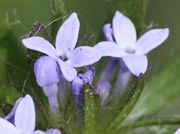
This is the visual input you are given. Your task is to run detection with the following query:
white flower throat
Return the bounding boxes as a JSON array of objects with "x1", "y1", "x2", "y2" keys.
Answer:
[{"x1": 125, "y1": 46, "x2": 136, "y2": 54}]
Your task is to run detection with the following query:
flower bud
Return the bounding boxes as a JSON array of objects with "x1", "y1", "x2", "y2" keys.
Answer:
[{"x1": 34, "y1": 56, "x2": 60, "y2": 87}]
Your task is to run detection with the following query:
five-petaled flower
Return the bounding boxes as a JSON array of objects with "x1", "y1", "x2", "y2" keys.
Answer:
[
  {"x1": 94, "y1": 11, "x2": 169, "y2": 76},
  {"x1": 0, "y1": 95, "x2": 46, "y2": 134},
  {"x1": 22, "y1": 12, "x2": 101, "y2": 81}
]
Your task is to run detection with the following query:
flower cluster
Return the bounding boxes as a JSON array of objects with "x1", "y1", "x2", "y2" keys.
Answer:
[{"x1": 0, "y1": 11, "x2": 169, "y2": 133}]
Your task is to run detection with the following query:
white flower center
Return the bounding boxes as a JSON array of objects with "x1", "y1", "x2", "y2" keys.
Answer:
[{"x1": 125, "y1": 47, "x2": 136, "y2": 54}]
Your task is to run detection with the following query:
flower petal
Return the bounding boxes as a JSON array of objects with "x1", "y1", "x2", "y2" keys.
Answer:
[
  {"x1": 136, "y1": 28, "x2": 169, "y2": 54},
  {"x1": 103, "y1": 23, "x2": 114, "y2": 42},
  {"x1": 55, "y1": 12, "x2": 80, "y2": 57},
  {"x1": 57, "y1": 59, "x2": 77, "y2": 81},
  {"x1": 33, "y1": 130, "x2": 46, "y2": 134},
  {"x1": 112, "y1": 11, "x2": 136, "y2": 48},
  {"x1": 0, "y1": 118, "x2": 19, "y2": 134},
  {"x1": 22, "y1": 36, "x2": 57, "y2": 58},
  {"x1": 15, "y1": 95, "x2": 35, "y2": 133},
  {"x1": 122, "y1": 55, "x2": 148, "y2": 76},
  {"x1": 67, "y1": 46, "x2": 101, "y2": 68},
  {"x1": 94, "y1": 41, "x2": 127, "y2": 57},
  {"x1": 71, "y1": 76, "x2": 83, "y2": 95},
  {"x1": 79, "y1": 66, "x2": 95, "y2": 84}
]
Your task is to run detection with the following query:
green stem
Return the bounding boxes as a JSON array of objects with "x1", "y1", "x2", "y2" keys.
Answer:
[
  {"x1": 83, "y1": 84, "x2": 97, "y2": 134},
  {"x1": 29, "y1": 22, "x2": 53, "y2": 43},
  {"x1": 107, "y1": 75, "x2": 144, "y2": 132},
  {"x1": 51, "y1": 0, "x2": 67, "y2": 17}
]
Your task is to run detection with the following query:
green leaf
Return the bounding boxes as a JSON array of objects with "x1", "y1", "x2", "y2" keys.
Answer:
[
  {"x1": 0, "y1": 17, "x2": 9, "y2": 40},
  {"x1": 113, "y1": 0, "x2": 149, "y2": 33},
  {"x1": 0, "y1": 16, "x2": 28, "y2": 91},
  {"x1": 0, "y1": 83, "x2": 21, "y2": 115},
  {"x1": 0, "y1": 83, "x2": 21, "y2": 105}
]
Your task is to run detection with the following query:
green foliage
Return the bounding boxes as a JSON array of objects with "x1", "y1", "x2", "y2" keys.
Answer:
[
  {"x1": 119, "y1": 53, "x2": 180, "y2": 133},
  {"x1": 0, "y1": 83, "x2": 21, "y2": 104},
  {"x1": 0, "y1": 16, "x2": 28, "y2": 107},
  {"x1": 0, "y1": 16, "x2": 27, "y2": 84},
  {"x1": 83, "y1": 84, "x2": 98, "y2": 134},
  {"x1": 0, "y1": 83, "x2": 21, "y2": 117},
  {"x1": 0, "y1": 16, "x2": 8, "y2": 40},
  {"x1": 107, "y1": 75, "x2": 144, "y2": 133}
]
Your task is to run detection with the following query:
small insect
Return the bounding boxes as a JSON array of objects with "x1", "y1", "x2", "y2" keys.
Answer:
[{"x1": 28, "y1": 21, "x2": 45, "y2": 37}]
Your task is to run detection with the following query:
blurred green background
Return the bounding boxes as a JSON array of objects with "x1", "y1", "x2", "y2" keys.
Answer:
[
  {"x1": 0, "y1": 0, "x2": 180, "y2": 133},
  {"x1": 146, "y1": 0, "x2": 180, "y2": 76}
]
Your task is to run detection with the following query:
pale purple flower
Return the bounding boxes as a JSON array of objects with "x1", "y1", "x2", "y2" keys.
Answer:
[
  {"x1": 34, "y1": 56, "x2": 60, "y2": 112},
  {"x1": 71, "y1": 76, "x2": 84, "y2": 96},
  {"x1": 71, "y1": 67, "x2": 95, "y2": 120},
  {"x1": 71, "y1": 66, "x2": 95, "y2": 96},
  {"x1": 95, "y1": 58, "x2": 118, "y2": 101},
  {"x1": 103, "y1": 23, "x2": 131, "y2": 90},
  {"x1": 22, "y1": 12, "x2": 101, "y2": 81},
  {"x1": 103, "y1": 23, "x2": 114, "y2": 42},
  {"x1": 114, "y1": 59, "x2": 131, "y2": 91},
  {"x1": 95, "y1": 80, "x2": 111, "y2": 103},
  {"x1": 175, "y1": 128, "x2": 180, "y2": 134},
  {"x1": 78, "y1": 66, "x2": 95, "y2": 85},
  {"x1": 95, "y1": 11, "x2": 169, "y2": 76},
  {"x1": 0, "y1": 95, "x2": 45, "y2": 134}
]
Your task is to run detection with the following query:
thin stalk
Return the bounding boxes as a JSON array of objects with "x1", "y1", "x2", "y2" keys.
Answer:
[{"x1": 107, "y1": 74, "x2": 144, "y2": 132}]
